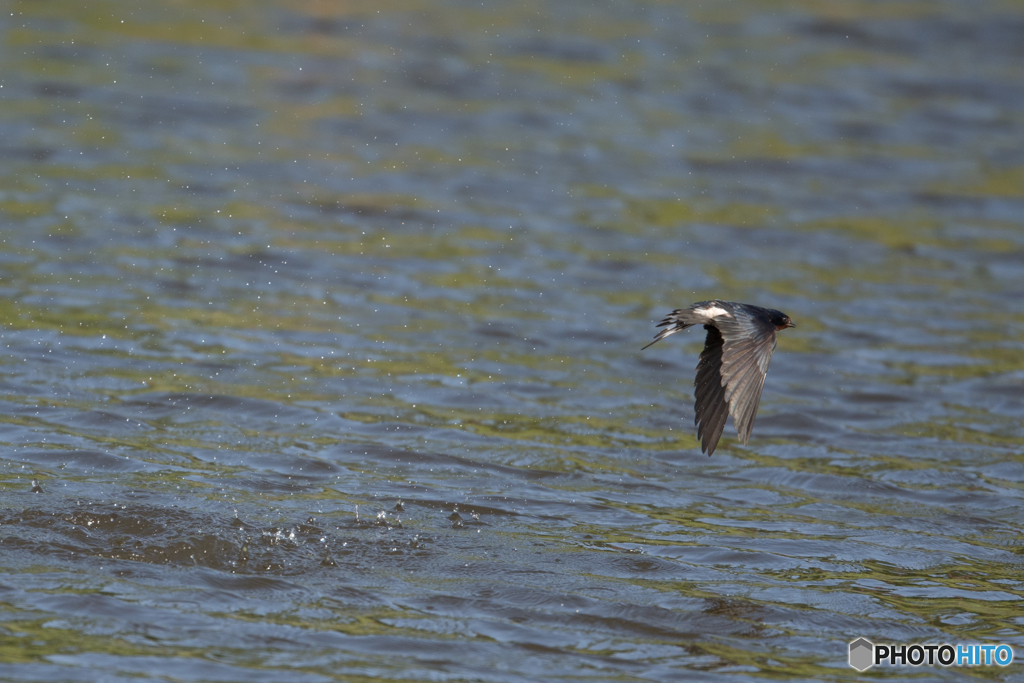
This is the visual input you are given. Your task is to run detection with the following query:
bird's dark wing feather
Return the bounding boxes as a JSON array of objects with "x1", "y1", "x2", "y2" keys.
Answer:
[
  {"x1": 715, "y1": 313, "x2": 778, "y2": 444},
  {"x1": 694, "y1": 325, "x2": 730, "y2": 455}
]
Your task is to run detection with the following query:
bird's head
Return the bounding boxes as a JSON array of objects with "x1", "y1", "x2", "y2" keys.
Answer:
[{"x1": 770, "y1": 311, "x2": 796, "y2": 330}]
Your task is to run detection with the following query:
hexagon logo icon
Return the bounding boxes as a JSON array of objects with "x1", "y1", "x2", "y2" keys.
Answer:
[{"x1": 849, "y1": 638, "x2": 874, "y2": 671}]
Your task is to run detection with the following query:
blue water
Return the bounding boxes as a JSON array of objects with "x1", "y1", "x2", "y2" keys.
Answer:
[{"x1": 0, "y1": 1, "x2": 1022, "y2": 680}]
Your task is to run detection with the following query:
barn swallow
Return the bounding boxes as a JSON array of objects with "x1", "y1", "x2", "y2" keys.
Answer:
[{"x1": 643, "y1": 300, "x2": 795, "y2": 456}]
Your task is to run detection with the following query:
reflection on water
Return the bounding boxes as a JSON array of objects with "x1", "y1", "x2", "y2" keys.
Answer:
[{"x1": 1, "y1": 0, "x2": 1023, "y2": 680}]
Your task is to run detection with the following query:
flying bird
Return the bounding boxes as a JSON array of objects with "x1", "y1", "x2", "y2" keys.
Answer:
[{"x1": 643, "y1": 300, "x2": 795, "y2": 456}]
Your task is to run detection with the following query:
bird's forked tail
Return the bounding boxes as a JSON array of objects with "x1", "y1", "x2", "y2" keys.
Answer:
[{"x1": 642, "y1": 310, "x2": 697, "y2": 350}]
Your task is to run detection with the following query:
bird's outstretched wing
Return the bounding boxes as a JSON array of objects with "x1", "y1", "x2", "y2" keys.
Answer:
[
  {"x1": 715, "y1": 312, "x2": 778, "y2": 445},
  {"x1": 694, "y1": 325, "x2": 729, "y2": 455}
]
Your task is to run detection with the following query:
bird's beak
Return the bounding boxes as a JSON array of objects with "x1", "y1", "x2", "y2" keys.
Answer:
[{"x1": 788, "y1": 321, "x2": 796, "y2": 328}]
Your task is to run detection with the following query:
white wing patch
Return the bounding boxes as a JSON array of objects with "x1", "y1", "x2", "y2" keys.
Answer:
[{"x1": 695, "y1": 305, "x2": 731, "y2": 319}]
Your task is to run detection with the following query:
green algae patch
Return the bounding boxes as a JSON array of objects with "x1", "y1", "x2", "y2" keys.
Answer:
[{"x1": 626, "y1": 198, "x2": 779, "y2": 230}]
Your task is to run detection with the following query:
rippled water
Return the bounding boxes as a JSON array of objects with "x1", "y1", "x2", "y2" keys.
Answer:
[{"x1": 1, "y1": 0, "x2": 1023, "y2": 680}]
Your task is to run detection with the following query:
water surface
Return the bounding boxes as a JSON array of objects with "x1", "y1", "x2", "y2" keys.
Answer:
[{"x1": 1, "y1": 0, "x2": 1023, "y2": 680}]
